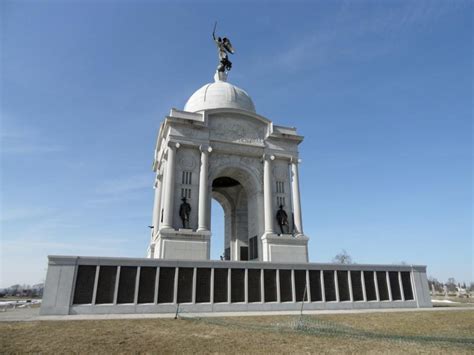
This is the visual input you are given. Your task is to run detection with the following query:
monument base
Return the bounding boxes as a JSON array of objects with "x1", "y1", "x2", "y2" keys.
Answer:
[
  {"x1": 40, "y1": 255, "x2": 432, "y2": 316},
  {"x1": 153, "y1": 228, "x2": 211, "y2": 260},
  {"x1": 261, "y1": 233, "x2": 309, "y2": 262}
]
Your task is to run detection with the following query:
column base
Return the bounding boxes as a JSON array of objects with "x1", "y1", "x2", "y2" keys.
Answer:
[
  {"x1": 261, "y1": 233, "x2": 309, "y2": 263},
  {"x1": 147, "y1": 243, "x2": 155, "y2": 258},
  {"x1": 153, "y1": 228, "x2": 211, "y2": 260}
]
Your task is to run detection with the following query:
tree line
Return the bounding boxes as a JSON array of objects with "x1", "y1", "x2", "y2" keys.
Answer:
[{"x1": 0, "y1": 284, "x2": 44, "y2": 298}]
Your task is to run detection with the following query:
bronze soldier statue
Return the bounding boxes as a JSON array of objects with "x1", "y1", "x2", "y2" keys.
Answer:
[
  {"x1": 276, "y1": 204, "x2": 289, "y2": 235},
  {"x1": 179, "y1": 197, "x2": 191, "y2": 229}
]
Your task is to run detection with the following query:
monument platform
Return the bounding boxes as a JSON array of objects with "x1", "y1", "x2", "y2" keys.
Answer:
[{"x1": 40, "y1": 255, "x2": 431, "y2": 315}]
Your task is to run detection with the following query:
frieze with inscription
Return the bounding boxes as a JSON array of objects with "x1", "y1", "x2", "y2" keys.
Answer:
[{"x1": 209, "y1": 116, "x2": 265, "y2": 145}]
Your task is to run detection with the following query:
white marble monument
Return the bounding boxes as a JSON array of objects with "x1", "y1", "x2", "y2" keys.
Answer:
[
  {"x1": 148, "y1": 71, "x2": 309, "y2": 263},
  {"x1": 40, "y1": 30, "x2": 432, "y2": 316}
]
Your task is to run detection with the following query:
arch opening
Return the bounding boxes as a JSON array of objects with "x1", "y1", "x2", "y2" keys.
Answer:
[
  {"x1": 211, "y1": 176, "x2": 250, "y2": 261},
  {"x1": 210, "y1": 199, "x2": 225, "y2": 260}
]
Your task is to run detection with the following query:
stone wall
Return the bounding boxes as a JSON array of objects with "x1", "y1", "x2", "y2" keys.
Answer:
[{"x1": 41, "y1": 255, "x2": 431, "y2": 315}]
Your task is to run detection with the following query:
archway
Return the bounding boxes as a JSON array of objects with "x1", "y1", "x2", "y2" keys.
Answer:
[
  {"x1": 212, "y1": 176, "x2": 249, "y2": 261},
  {"x1": 208, "y1": 162, "x2": 263, "y2": 261},
  {"x1": 210, "y1": 199, "x2": 225, "y2": 260}
]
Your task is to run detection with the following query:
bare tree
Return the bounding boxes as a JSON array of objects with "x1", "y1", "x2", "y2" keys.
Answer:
[
  {"x1": 446, "y1": 277, "x2": 457, "y2": 292},
  {"x1": 428, "y1": 276, "x2": 442, "y2": 293},
  {"x1": 333, "y1": 249, "x2": 353, "y2": 264}
]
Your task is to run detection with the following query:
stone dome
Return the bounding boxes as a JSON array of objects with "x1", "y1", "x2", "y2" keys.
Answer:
[{"x1": 184, "y1": 72, "x2": 256, "y2": 113}]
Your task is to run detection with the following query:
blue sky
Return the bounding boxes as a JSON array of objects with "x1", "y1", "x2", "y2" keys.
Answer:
[{"x1": 1, "y1": 0, "x2": 472, "y2": 288}]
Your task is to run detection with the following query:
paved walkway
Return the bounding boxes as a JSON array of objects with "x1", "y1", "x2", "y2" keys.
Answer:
[{"x1": 0, "y1": 306, "x2": 472, "y2": 322}]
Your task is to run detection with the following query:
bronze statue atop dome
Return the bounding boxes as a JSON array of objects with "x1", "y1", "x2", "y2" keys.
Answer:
[{"x1": 212, "y1": 22, "x2": 235, "y2": 73}]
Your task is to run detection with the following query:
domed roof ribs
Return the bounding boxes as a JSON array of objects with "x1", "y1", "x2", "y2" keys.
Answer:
[
  {"x1": 203, "y1": 83, "x2": 211, "y2": 102},
  {"x1": 184, "y1": 72, "x2": 256, "y2": 113}
]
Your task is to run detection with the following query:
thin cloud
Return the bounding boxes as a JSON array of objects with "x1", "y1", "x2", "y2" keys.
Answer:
[
  {"x1": 0, "y1": 119, "x2": 64, "y2": 155},
  {"x1": 1, "y1": 237, "x2": 133, "y2": 287},
  {"x1": 260, "y1": 1, "x2": 465, "y2": 75},
  {"x1": 3, "y1": 239, "x2": 117, "y2": 254},
  {"x1": 0, "y1": 207, "x2": 57, "y2": 223},
  {"x1": 2, "y1": 209, "x2": 59, "y2": 241},
  {"x1": 97, "y1": 174, "x2": 151, "y2": 195},
  {"x1": 83, "y1": 173, "x2": 152, "y2": 207}
]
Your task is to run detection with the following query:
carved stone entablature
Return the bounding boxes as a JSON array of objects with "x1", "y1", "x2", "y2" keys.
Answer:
[
  {"x1": 174, "y1": 126, "x2": 197, "y2": 138},
  {"x1": 209, "y1": 115, "x2": 266, "y2": 146},
  {"x1": 170, "y1": 124, "x2": 209, "y2": 142},
  {"x1": 211, "y1": 141, "x2": 264, "y2": 158},
  {"x1": 266, "y1": 138, "x2": 299, "y2": 153}
]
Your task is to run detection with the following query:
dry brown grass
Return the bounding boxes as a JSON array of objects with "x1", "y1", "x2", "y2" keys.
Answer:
[{"x1": 1, "y1": 310, "x2": 473, "y2": 354}]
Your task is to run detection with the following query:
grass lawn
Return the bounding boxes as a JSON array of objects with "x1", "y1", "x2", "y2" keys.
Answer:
[{"x1": 1, "y1": 310, "x2": 473, "y2": 353}]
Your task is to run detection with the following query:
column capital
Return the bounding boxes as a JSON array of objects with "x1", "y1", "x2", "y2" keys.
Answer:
[
  {"x1": 290, "y1": 156, "x2": 302, "y2": 164},
  {"x1": 167, "y1": 141, "x2": 181, "y2": 149},
  {"x1": 199, "y1": 145, "x2": 213, "y2": 154},
  {"x1": 262, "y1": 153, "x2": 275, "y2": 162}
]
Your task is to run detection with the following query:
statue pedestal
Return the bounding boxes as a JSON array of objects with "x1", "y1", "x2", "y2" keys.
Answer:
[
  {"x1": 214, "y1": 70, "x2": 227, "y2": 82},
  {"x1": 154, "y1": 228, "x2": 211, "y2": 260},
  {"x1": 261, "y1": 233, "x2": 309, "y2": 263}
]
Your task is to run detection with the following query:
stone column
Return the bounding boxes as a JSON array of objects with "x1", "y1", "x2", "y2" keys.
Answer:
[
  {"x1": 244, "y1": 269, "x2": 248, "y2": 303},
  {"x1": 210, "y1": 268, "x2": 215, "y2": 304},
  {"x1": 152, "y1": 173, "x2": 163, "y2": 233},
  {"x1": 263, "y1": 154, "x2": 275, "y2": 234},
  {"x1": 276, "y1": 269, "x2": 281, "y2": 303},
  {"x1": 198, "y1": 146, "x2": 212, "y2": 231},
  {"x1": 374, "y1": 272, "x2": 380, "y2": 301},
  {"x1": 134, "y1": 267, "x2": 141, "y2": 304},
  {"x1": 192, "y1": 267, "x2": 197, "y2": 304},
  {"x1": 173, "y1": 267, "x2": 179, "y2": 304},
  {"x1": 291, "y1": 158, "x2": 304, "y2": 235},
  {"x1": 291, "y1": 269, "x2": 296, "y2": 303},
  {"x1": 305, "y1": 270, "x2": 312, "y2": 302},
  {"x1": 348, "y1": 271, "x2": 354, "y2": 302},
  {"x1": 320, "y1": 270, "x2": 326, "y2": 302},
  {"x1": 386, "y1": 271, "x2": 393, "y2": 301},
  {"x1": 361, "y1": 271, "x2": 367, "y2": 301},
  {"x1": 398, "y1": 271, "x2": 405, "y2": 301},
  {"x1": 161, "y1": 142, "x2": 179, "y2": 229}
]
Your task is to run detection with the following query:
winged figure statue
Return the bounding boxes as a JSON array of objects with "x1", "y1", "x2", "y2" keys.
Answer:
[{"x1": 212, "y1": 22, "x2": 235, "y2": 73}]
